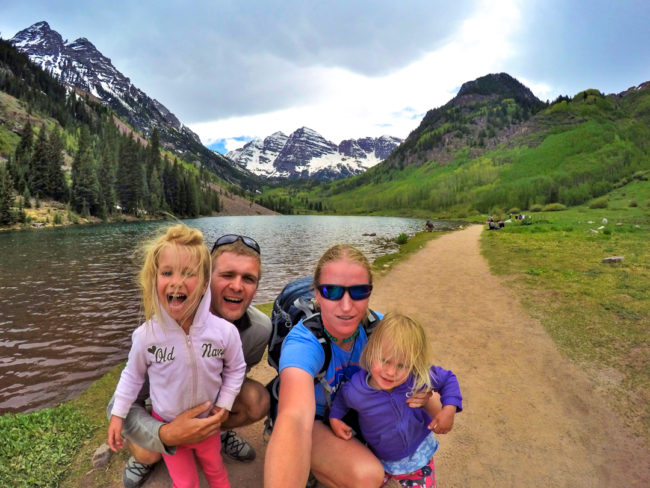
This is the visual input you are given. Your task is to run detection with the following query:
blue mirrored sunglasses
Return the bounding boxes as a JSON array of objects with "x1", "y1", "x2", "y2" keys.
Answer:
[
  {"x1": 316, "y1": 284, "x2": 373, "y2": 301},
  {"x1": 211, "y1": 234, "x2": 261, "y2": 255}
]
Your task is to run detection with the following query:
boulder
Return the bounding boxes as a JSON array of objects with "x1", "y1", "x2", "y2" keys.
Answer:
[{"x1": 92, "y1": 443, "x2": 112, "y2": 469}]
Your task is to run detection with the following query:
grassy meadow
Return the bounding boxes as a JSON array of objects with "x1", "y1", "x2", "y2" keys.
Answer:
[{"x1": 480, "y1": 177, "x2": 649, "y2": 433}]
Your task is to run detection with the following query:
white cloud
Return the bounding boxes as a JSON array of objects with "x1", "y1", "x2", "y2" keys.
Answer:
[{"x1": 191, "y1": 0, "x2": 526, "y2": 145}]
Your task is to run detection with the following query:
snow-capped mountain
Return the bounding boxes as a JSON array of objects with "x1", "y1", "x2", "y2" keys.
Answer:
[
  {"x1": 11, "y1": 21, "x2": 199, "y2": 148},
  {"x1": 227, "y1": 127, "x2": 402, "y2": 180},
  {"x1": 10, "y1": 21, "x2": 254, "y2": 187}
]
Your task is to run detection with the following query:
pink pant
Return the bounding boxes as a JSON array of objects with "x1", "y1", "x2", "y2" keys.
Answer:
[
  {"x1": 383, "y1": 457, "x2": 436, "y2": 488},
  {"x1": 153, "y1": 412, "x2": 230, "y2": 488}
]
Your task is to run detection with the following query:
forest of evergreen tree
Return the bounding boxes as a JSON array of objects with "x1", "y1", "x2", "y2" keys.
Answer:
[{"x1": 0, "y1": 39, "x2": 222, "y2": 226}]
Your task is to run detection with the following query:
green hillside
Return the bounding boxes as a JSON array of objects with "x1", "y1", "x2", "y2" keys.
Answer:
[{"x1": 259, "y1": 76, "x2": 650, "y2": 218}]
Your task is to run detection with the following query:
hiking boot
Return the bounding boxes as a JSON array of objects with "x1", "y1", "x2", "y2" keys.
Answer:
[
  {"x1": 221, "y1": 429, "x2": 256, "y2": 462},
  {"x1": 122, "y1": 456, "x2": 154, "y2": 488}
]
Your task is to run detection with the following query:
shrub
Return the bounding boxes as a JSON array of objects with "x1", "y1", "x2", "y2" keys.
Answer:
[
  {"x1": 589, "y1": 198, "x2": 608, "y2": 209},
  {"x1": 629, "y1": 200, "x2": 638, "y2": 208},
  {"x1": 396, "y1": 233, "x2": 408, "y2": 245},
  {"x1": 507, "y1": 207, "x2": 521, "y2": 215},
  {"x1": 53, "y1": 212, "x2": 63, "y2": 225},
  {"x1": 529, "y1": 204, "x2": 543, "y2": 212},
  {"x1": 542, "y1": 203, "x2": 567, "y2": 212}
]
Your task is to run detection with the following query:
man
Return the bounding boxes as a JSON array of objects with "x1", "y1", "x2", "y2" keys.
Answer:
[{"x1": 107, "y1": 234, "x2": 271, "y2": 487}]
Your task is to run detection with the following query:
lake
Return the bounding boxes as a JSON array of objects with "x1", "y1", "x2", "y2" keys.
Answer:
[{"x1": 0, "y1": 215, "x2": 459, "y2": 413}]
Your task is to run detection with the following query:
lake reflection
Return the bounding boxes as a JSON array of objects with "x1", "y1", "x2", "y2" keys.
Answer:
[{"x1": 0, "y1": 215, "x2": 455, "y2": 413}]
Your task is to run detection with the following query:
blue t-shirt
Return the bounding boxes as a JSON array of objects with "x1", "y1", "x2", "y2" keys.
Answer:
[{"x1": 279, "y1": 315, "x2": 382, "y2": 416}]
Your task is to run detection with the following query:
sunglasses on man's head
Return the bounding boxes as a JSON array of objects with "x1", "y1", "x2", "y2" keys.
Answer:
[
  {"x1": 211, "y1": 234, "x2": 261, "y2": 255},
  {"x1": 316, "y1": 284, "x2": 373, "y2": 301}
]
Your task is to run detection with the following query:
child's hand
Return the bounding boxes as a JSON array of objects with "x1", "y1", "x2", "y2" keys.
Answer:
[
  {"x1": 329, "y1": 417, "x2": 352, "y2": 440},
  {"x1": 428, "y1": 405, "x2": 456, "y2": 434},
  {"x1": 209, "y1": 406, "x2": 230, "y2": 428},
  {"x1": 108, "y1": 415, "x2": 125, "y2": 452},
  {"x1": 407, "y1": 388, "x2": 433, "y2": 408}
]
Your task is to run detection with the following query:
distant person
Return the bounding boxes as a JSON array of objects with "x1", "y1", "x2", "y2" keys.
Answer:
[
  {"x1": 425, "y1": 219, "x2": 434, "y2": 232},
  {"x1": 329, "y1": 312, "x2": 462, "y2": 488},
  {"x1": 108, "y1": 234, "x2": 272, "y2": 488},
  {"x1": 108, "y1": 224, "x2": 246, "y2": 487},
  {"x1": 264, "y1": 245, "x2": 432, "y2": 487}
]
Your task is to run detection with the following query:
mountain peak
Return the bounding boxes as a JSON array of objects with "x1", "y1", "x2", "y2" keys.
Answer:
[
  {"x1": 11, "y1": 21, "x2": 65, "y2": 53},
  {"x1": 10, "y1": 21, "x2": 200, "y2": 144},
  {"x1": 227, "y1": 128, "x2": 402, "y2": 180},
  {"x1": 457, "y1": 72, "x2": 540, "y2": 104}
]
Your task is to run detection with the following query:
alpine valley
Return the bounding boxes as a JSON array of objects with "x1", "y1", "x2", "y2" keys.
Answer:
[
  {"x1": 10, "y1": 21, "x2": 402, "y2": 183},
  {"x1": 2, "y1": 21, "x2": 649, "y2": 222}
]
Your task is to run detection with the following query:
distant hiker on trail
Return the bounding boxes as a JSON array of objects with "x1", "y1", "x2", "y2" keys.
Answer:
[
  {"x1": 264, "y1": 244, "x2": 432, "y2": 488},
  {"x1": 107, "y1": 233, "x2": 271, "y2": 488},
  {"x1": 329, "y1": 312, "x2": 462, "y2": 488},
  {"x1": 107, "y1": 224, "x2": 246, "y2": 487}
]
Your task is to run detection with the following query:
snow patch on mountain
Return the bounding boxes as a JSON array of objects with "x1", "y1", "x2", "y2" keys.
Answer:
[{"x1": 226, "y1": 128, "x2": 401, "y2": 181}]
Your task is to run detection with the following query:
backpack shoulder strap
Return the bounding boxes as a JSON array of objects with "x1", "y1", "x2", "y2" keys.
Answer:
[
  {"x1": 302, "y1": 312, "x2": 332, "y2": 381},
  {"x1": 362, "y1": 309, "x2": 381, "y2": 336}
]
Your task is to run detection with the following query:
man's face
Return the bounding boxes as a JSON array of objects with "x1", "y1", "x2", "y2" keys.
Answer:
[{"x1": 210, "y1": 251, "x2": 260, "y2": 322}]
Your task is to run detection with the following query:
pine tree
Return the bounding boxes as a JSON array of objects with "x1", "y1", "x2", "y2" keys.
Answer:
[
  {"x1": 13, "y1": 120, "x2": 33, "y2": 193},
  {"x1": 47, "y1": 126, "x2": 68, "y2": 201},
  {"x1": 116, "y1": 136, "x2": 144, "y2": 215},
  {"x1": 0, "y1": 165, "x2": 15, "y2": 226},
  {"x1": 30, "y1": 124, "x2": 50, "y2": 198},
  {"x1": 97, "y1": 136, "x2": 118, "y2": 216},
  {"x1": 163, "y1": 159, "x2": 182, "y2": 215},
  {"x1": 186, "y1": 175, "x2": 200, "y2": 218},
  {"x1": 71, "y1": 126, "x2": 100, "y2": 215}
]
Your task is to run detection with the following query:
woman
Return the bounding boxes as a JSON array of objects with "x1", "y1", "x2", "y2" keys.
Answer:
[{"x1": 264, "y1": 245, "x2": 431, "y2": 487}]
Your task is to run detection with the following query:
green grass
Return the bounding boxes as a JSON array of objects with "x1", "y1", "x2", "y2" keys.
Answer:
[
  {"x1": 0, "y1": 405, "x2": 93, "y2": 487},
  {"x1": 373, "y1": 230, "x2": 448, "y2": 273},
  {"x1": 0, "y1": 364, "x2": 125, "y2": 488},
  {"x1": 480, "y1": 179, "x2": 650, "y2": 433}
]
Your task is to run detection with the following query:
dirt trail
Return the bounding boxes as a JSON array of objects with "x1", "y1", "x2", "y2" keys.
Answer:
[{"x1": 140, "y1": 224, "x2": 649, "y2": 487}]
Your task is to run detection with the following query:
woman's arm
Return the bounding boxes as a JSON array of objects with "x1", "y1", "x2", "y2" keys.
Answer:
[{"x1": 264, "y1": 366, "x2": 316, "y2": 488}]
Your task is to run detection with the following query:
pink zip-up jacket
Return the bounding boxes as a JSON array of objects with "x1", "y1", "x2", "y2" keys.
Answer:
[{"x1": 111, "y1": 286, "x2": 246, "y2": 422}]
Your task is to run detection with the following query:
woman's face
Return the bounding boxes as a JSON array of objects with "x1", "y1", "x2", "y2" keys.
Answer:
[{"x1": 315, "y1": 258, "x2": 371, "y2": 341}]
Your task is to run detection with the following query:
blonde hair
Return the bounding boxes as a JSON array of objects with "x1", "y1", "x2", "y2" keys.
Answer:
[
  {"x1": 361, "y1": 312, "x2": 432, "y2": 393},
  {"x1": 312, "y1": 244, "x2": 373, "y2": 320},
  {"x1": 211, "y1": 239, "x2": 262, "y2": 280},
  {"x1": 313, "y1": 244, "x2": 373, "y2": 287},
  {"x1": 139, "y1": 224, "x2": 211, "y2": 326}
]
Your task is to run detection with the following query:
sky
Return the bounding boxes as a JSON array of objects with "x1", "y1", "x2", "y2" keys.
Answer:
[{"x1": 1, "y1": 0, "x2": 649, "y2": 154}]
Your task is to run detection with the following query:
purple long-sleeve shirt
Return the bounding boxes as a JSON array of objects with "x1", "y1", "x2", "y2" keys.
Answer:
[{"x1": 329, "y1": 365, "x2": 462, "y2": 461}]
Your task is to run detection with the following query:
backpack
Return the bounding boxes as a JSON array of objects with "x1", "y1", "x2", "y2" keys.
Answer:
[{"x1": 266, "y1": 277, "x2": 380, "y2": 413}]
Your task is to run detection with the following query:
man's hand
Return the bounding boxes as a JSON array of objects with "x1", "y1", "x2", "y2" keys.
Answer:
[
  {"x1": 428, "y1": 404, "x2": 456, "y2": 434},
  {"x1": 159, "y1": 402, "x2": 226, "y2": 446},
  {"x1": 329, "y1": 417, "x2": 352, "y2": 440},
  {"x1": 107, "y1": 415, "x2": 125, "y2": 452}
]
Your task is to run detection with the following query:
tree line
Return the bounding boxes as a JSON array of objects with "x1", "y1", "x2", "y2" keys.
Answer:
[
  {"x1": 1, "y1": 121, "x2": 221, "y2": 225},
  {"x1": 0, "y1": 38, "x2": 221, "y2": 226}
]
